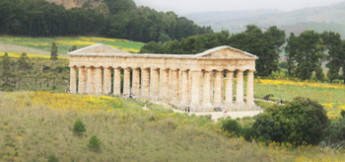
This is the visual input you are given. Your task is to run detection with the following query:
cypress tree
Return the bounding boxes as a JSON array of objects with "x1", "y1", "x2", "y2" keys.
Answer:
[{"x1": 51, "y1": 42, "x2": 58, "y2": 60}]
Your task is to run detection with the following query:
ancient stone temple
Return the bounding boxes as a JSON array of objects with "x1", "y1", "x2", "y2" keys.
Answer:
[{"x1": 68, "y1": 44, "x2": 259, "y2": 111}]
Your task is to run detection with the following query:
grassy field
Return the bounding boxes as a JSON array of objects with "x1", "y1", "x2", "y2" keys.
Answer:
[
  {"x1": 0, "y1": 36, "x2": 145, "y2": 54},
  {"x1": 0, "y1": 55, "x2": 69, "y2": 92},
  {"x1": 254, "y1": 79, "x2": 345, "y2": 119},
  {"x1": 0, "y1": 91, "x2": 344, "y2": 161}
]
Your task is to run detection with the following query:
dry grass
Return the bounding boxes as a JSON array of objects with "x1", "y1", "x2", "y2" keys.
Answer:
[{"x1": 0, "y1": 92, "x2": 344, "y2": 161}]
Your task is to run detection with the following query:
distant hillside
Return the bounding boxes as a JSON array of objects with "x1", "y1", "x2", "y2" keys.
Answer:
[{"x1": 186, "y1": 2, "x2": 345, "y2": 37}]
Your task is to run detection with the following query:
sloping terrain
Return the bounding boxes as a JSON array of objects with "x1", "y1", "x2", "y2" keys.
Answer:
[{"x1": 186, "y1": 2, "x2": 345, "y2": 37}]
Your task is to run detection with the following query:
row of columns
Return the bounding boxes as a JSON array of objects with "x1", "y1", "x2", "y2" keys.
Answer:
[{"x1": 70, "y1": 66, "x2": 256, "y2": 111}]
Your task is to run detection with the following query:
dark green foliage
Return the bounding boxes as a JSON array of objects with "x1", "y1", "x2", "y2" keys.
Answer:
[
  {"x1": 140, "y1": 31, "x2": 229, "y2": 54},
  {"x1": 73, "y1": 119, "x2": 86, "y2": 136},
  {"x1": 1, "y1": 52, "x2": 15, "y2": 87},
  {"x1": 321, "y1": 31, "x2": 343, "y2": 83},
  {"x1": 285, "y1": 31, "x2": 325, "y2": 80},
  {"x1": 279, "y1": 61, "x2": 288, "y2": 69},
  {"x1": 253, "y1": 97, "x2": 329, "y2": 145},
  {"x1": 324, "y1": 117, "x2": 345, "y2": 145},
  {"x1": 0, "y1": 0, "x2": 211, "y2": 42},
  {"x1": 230, "y1": 25, "x2": 285, "y2": 77},
  {"x1": 48, "y1": 155, "x2": 59, "y2": 162},
  {"x1": 17, "y1": 52, "x2": 31, "y2": 71},
  {"x1": 88, "y1": 135, "x2": 101, "y2": 152},
  {"x1": 50, "y1": 42, "x2": 58, "y2": 60},
  {"x1": 220, "y1": 118, "x2": 242, "y2": 136},
  {"x1": 341, "y1": 110, "x2": 345, "y2": 118}
]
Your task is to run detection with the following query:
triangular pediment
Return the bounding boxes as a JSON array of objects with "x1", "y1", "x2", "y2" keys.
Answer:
[
  {"x1": 196, "y1": 46, "x2": 258, "y2": 59},
  {"x1": 68, "y1": 43, "x2": 130, "y2": 55}
]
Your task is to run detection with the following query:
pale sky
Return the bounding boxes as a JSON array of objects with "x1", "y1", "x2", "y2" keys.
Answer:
[{"x1": 134, "y1": 0, "x2": 345, "y2": 14}]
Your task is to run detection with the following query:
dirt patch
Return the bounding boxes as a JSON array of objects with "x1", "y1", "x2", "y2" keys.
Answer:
[{"x1": 0, "y1": 43, "x2": 50, "y2": 55}]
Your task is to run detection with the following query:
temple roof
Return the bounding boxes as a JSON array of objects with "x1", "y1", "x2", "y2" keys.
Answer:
[{"x1": 68, "y1": 43, "x2": 258, "y2": 60}]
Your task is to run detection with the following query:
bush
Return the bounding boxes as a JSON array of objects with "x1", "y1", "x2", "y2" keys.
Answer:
[
  {"x1": 48, "y1": 155, "x2": 59, "y2": 162},
  {"x1": 324, "y1": 117, "x2": 345, "y2": 144},
  {"x1": 252, "y1": 97, "x2": 329, "y2": 146},
  {"x1": 88, "y1": 135, "x2": 101, "y2": 152},
  {"x1": 220, "y1": 118, "x2": 242, "y2": 136},
  {"x1": 73, "y1": 119, "x2": 86, "y2": 136},
  {"x1": 341, "y1": 110, "x2": 345, "y2": 118}
]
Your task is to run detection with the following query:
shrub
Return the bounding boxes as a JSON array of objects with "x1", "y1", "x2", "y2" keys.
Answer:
[
  {"x1": 341, "y1": 110, "x2": 345, "y2": 118},
  {"x1": 73, "y1": 119, "x2": 86, "y2": 136},
  {"x1": 48, "y1": 155, "x2": 59, "y2": 162},
  {"x1": 252, "y1": 97, "x2": 329, "y2": 146},
  {"x1": 324, "y1": 117, "x2": 345, "y2": 144},
  {"x1": 88, "y1": 135, "x2": 101, "y2": 152},
  {"x1": 220, "y1": 118, "x2": 241, "y2": 136}
]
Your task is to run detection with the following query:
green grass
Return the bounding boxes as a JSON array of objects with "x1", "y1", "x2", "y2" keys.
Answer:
[
  {"x1": 0, "y1": 36, "x2": 145, "y2": 55},
  {"x1": 1, "y1": 92, "x2": 344, "y2": 161},
  {"x1": 255, "y1": 81, "x2": 345, "y2": 119}
]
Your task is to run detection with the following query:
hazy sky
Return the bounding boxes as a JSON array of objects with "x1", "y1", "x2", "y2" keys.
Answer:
[{"x1": 133, "y1": 0, "x2": 345, "y2": 14}]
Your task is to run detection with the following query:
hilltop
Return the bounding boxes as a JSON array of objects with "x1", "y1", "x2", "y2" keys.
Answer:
[{"x1": 186, "y1": 1, "x2": 345, "y2": 37}]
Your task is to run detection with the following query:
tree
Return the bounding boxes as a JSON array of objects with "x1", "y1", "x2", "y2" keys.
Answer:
[
  {"x1": 87, "y1": 135, "x2": 101, "y2": 152},
  {"x1": 17, "y1": 52, "x2": 31, "y2": 71},
  {"x1": 340, "y1": 41, "x2": 345, "y2": 84},
  {"x1": 50, "y1": 42, "x2": 58, "y2": 60},
  {"x1": 285, "y1": 33, "x2": 298, "y2": 77},
  {"x1": 72, "y1": 119, "x2": 86, "y2": 136},
  {"x1": 253, "y1": 97, "x2": 329, "y2": 145},
  {"x1": 285, "y1": 31, "x2": 325, "y2": 80},
  {"x1": 229, "y1": 25, "x2": 285, "y2": 77},
  {"x1": 321, "y1": 31, "x2": 343, "y2": 82}
]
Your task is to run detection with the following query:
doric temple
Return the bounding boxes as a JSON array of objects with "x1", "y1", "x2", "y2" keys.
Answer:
[{"x1": 68, "y1": 44, "x2": 260, "y2": 111}]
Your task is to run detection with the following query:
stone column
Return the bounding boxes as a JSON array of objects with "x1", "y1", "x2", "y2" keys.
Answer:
[
  {"x1": 202, "y1": 70, "x2": 212, "y2": 110},
  {"x1": 123, "y1": 67, "x2": 131, "y2": 95},
  {"x1": 150, "y1": 68, "x2": 159, "y2": 100},
  {"x1": 213, "y1": 70, "x2": 223, "y2": 107},
  {"x1": 159, "y1": 69, "x2": 168, "y2": 101},
  {"x1": 78, "y1": 67, "x2": 87, "y2": 94},
  {"x1": 113, "y1": 67, "x2": 121, "y2": 96},
  {"x1": 246, "y1": 70, "x2": 255, "y2": 107},
  {"x1": 170, "y1": 69, "x2": 178, "y2": 103},
  {"x1": 103, "y1": 67, "x2": 112, "y2": 94},
  {"x1": 87, "y1": 67, "x2": 93, "y2": 94},
  {"x1": 190, "y1": 70, "x2": 201, "y2": 111},
  {"x1": 70, "y1": 66, "x2": 77, "y2": 94},
  {"x1": 181, "y1": 70, "x2": 189, "y2": 106},
  {"x1": 141, "y1": 68, "x2": 150, "y2": 99},
  {"x1": 132, "y1": 68, "x2": 140, "y2": 97},
  {"x1": 225, "y1": 70, "x2": 234, "y2": 107},
  {"x1": 94, "y1": 67, "x2": 103, "y2": 95},
  {"x1": 236, "y1": 70, "x2": 244, "y2": 105}
]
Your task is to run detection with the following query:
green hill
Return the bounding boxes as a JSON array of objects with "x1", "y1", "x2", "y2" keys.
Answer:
[{"x1": 1, "y1": 91, "x2": 344, "y2": 161}]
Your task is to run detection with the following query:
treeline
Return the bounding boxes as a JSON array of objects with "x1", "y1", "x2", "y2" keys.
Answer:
[
  {"x1": 141, "y1": 25, "x2": 345, "y2": 83},
  {"x1": 0, "y1": 0, "x2": 212, "y2": 42}
]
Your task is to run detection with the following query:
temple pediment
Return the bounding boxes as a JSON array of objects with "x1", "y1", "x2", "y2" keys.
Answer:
[
  {"x1": 196, "y1": 46, "x2": 258, "y2": 59},
  {"x1": 69, "y1": 43, "x2": 130, "y2": 55}
]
